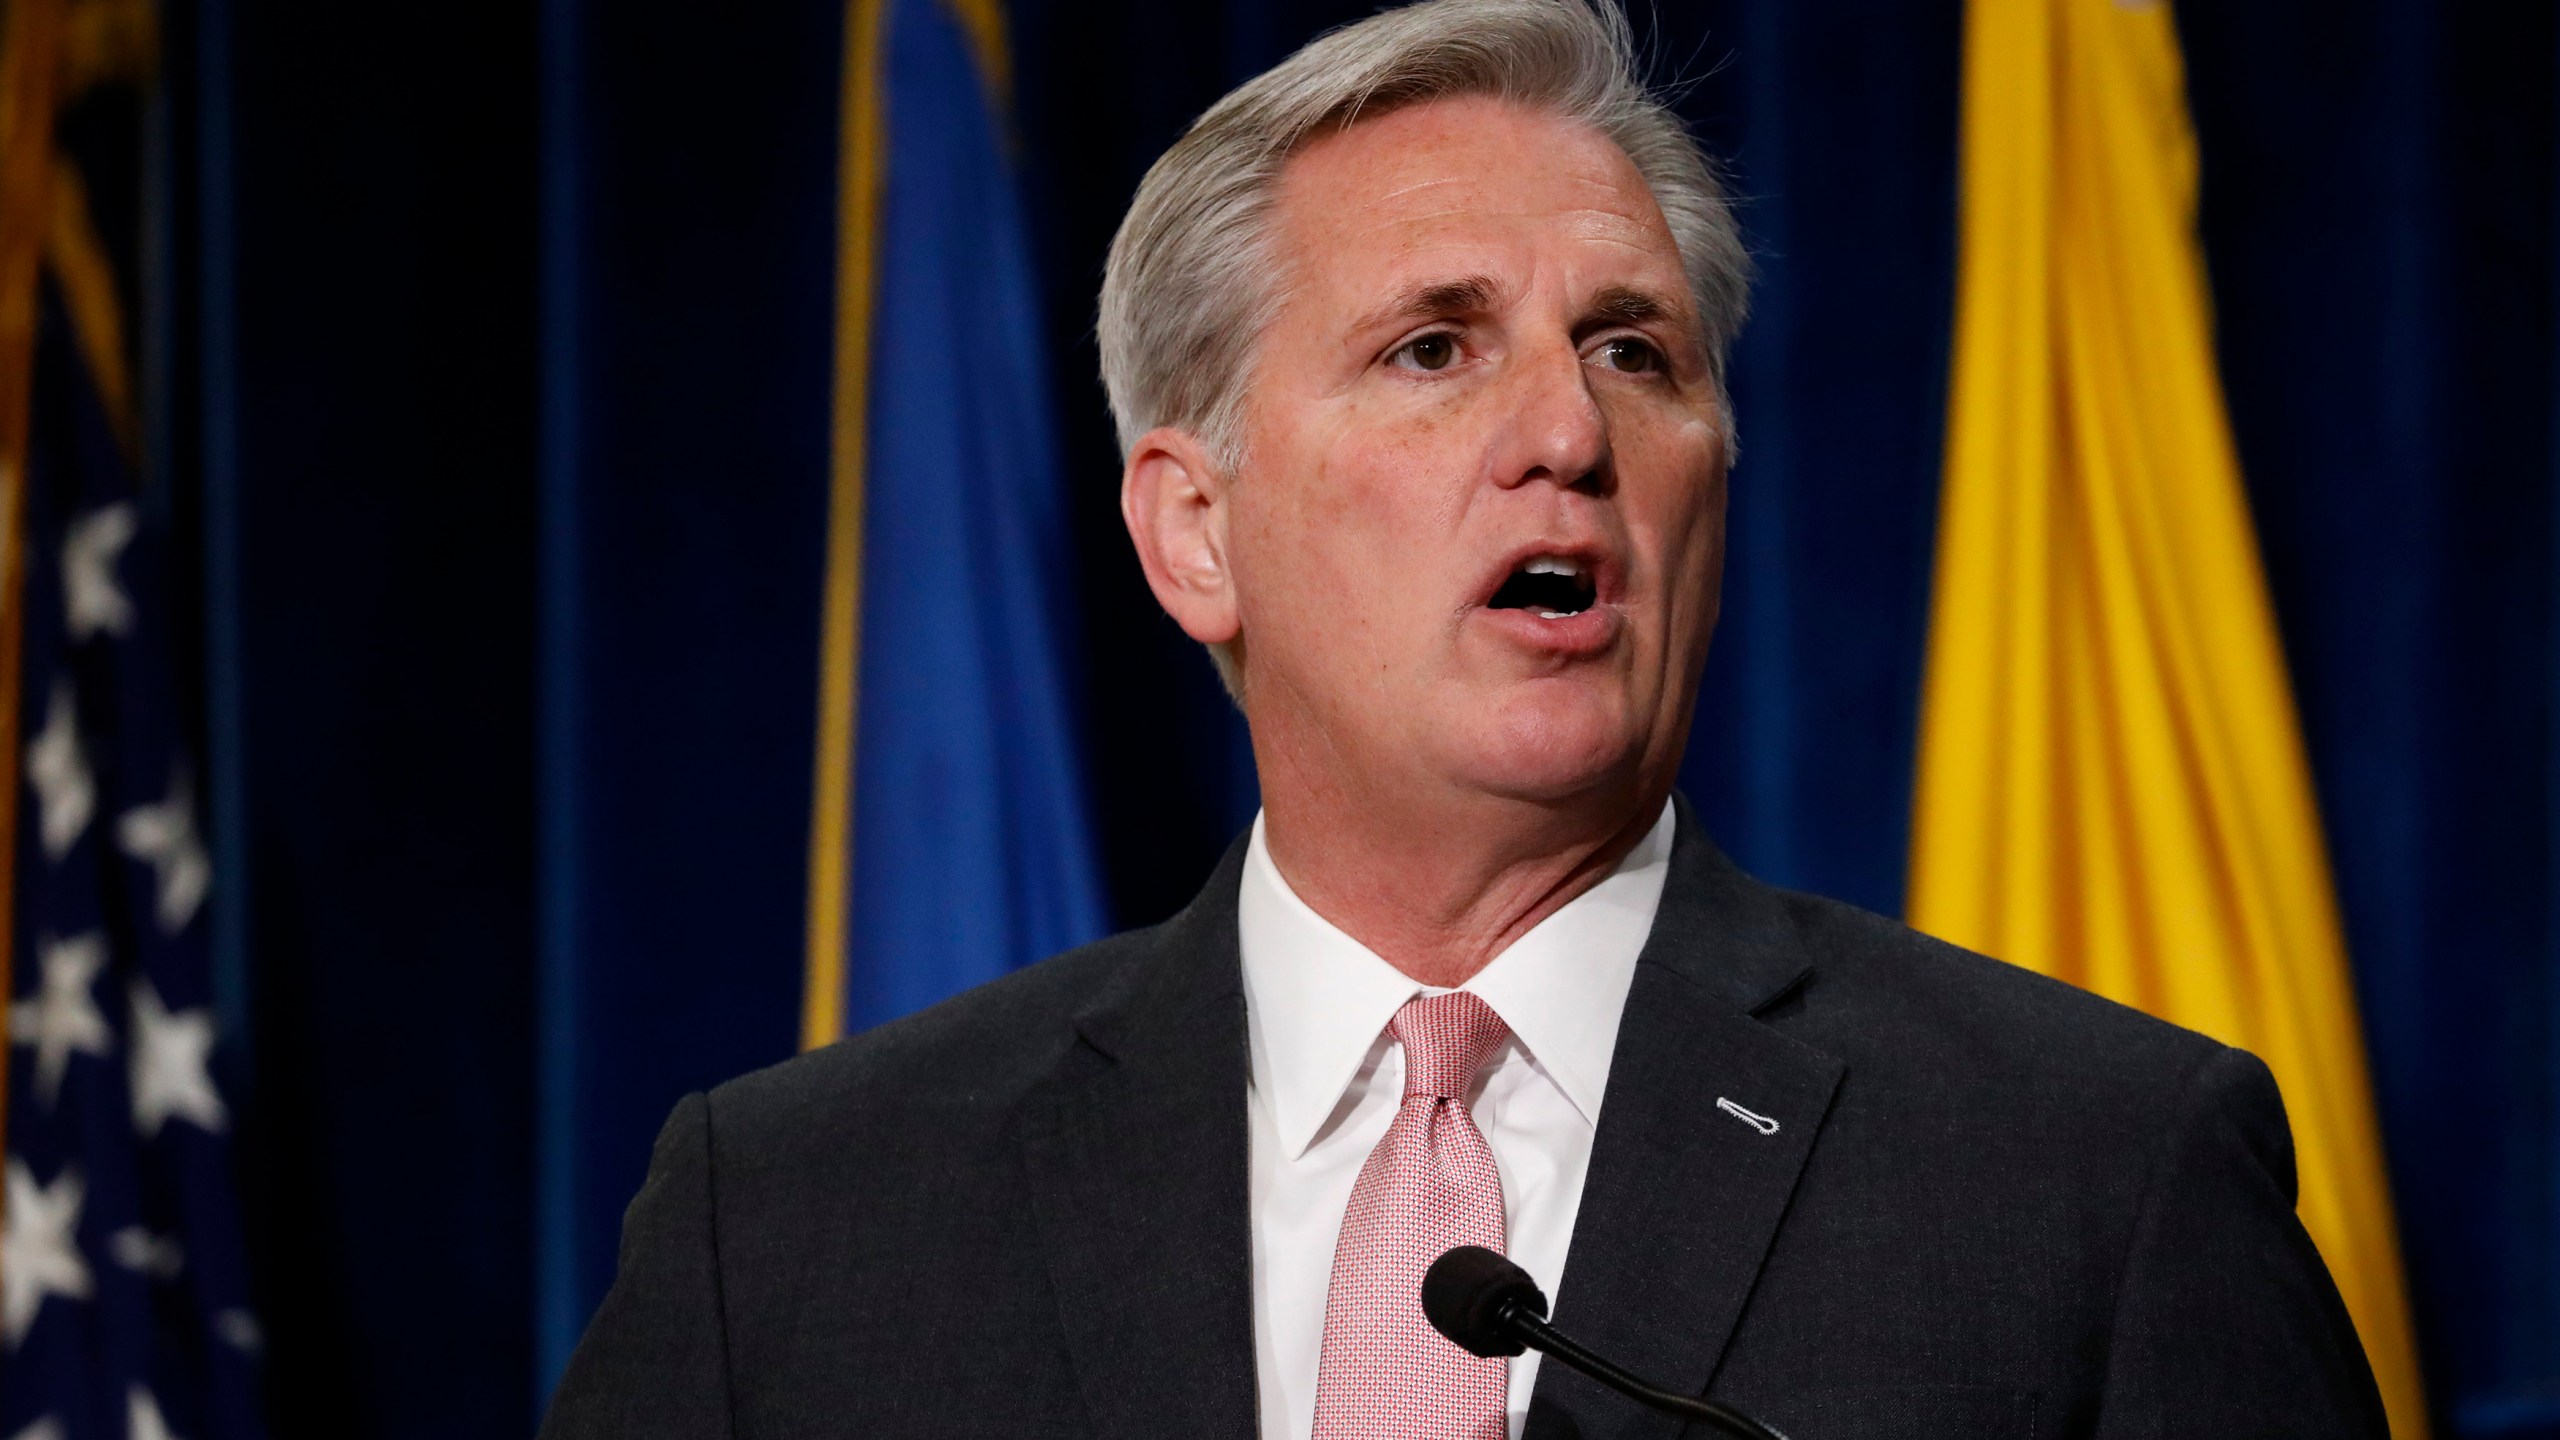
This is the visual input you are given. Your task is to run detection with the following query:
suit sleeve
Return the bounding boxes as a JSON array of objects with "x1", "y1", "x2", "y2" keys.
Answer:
[
  {"x1": 2091, "y1": 1045, "x2": 2390, "y2": 1439},
  {"x1": 539, "y1": 1092, "x2": 737, "y2": 1440}
]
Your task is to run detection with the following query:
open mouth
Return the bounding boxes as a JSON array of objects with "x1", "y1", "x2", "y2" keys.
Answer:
[{"x1": 1487, "y1": 556, "x2": 1597, "y2": 619}]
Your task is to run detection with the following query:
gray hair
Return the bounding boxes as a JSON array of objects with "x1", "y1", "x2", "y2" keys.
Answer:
[{"x1": 1096, "y1": 0, "x2": 1751, "y2": 471}]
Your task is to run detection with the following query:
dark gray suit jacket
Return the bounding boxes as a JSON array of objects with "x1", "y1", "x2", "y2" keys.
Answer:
[{"x1": 541, "y1": 801, "x2": 2386, "y2": 1439}]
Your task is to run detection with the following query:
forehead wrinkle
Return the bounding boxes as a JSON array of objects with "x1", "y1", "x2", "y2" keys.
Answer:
[
  {"x1": 1370, "y1": 171, "x2": 1477, "y2": 206},
  {"x1": 1366, "y1": 192, "x2": 1667, "y2": 231}
]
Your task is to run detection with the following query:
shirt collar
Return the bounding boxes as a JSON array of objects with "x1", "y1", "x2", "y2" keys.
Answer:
[{"x1": 1237, "y1": 801, "x2": 1674, "y2": 1160}]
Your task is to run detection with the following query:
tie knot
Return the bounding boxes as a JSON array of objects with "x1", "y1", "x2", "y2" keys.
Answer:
[{"x1": 1388, "y1": 991, "x2": 1510, "y2": 1101}]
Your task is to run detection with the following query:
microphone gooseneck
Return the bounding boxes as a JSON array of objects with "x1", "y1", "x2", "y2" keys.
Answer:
[{"x1": 1420, "y1": 1246, "x2": 1793, "y2": 1440}]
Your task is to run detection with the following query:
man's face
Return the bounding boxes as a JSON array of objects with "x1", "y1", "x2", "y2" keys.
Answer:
[{"x1": 1229, "y1": 95, "x2": 1728, "y2": 808}]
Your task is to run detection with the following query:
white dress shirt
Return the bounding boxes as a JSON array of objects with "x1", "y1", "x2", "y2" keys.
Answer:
[{"x1": 1239, "y1": 801, "x2": 1674, "y2": 1440}]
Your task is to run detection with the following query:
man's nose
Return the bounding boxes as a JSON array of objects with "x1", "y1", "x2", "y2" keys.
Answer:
[{"x1": 1493, "y1": 341, "x2": 1610, "y2": 493}]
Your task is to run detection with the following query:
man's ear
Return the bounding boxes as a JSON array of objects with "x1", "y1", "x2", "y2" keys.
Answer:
[{"x1": 1120, "y1": 426, "x2": 1242, "y2": 647}]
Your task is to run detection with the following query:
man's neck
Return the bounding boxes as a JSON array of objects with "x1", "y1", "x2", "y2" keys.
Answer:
[{"x1": 1256, "y1": 776, "x2": 1668, "y2": 989}]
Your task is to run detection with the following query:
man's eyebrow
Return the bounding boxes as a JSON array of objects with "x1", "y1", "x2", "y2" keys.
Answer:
[
  {"x1": 1356, "y1": 274, "x2": 1505, "y2": 333},
  {"x1": 1582, "y1": 284, "x2": 1682, "y2": 329}
]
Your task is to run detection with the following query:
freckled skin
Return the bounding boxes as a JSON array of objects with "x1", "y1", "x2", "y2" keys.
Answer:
[{"x1": 1119, "y1": 96, "x2": 1730, "y2": 983}]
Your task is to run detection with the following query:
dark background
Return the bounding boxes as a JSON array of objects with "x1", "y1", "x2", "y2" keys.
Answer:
[{"x1": 165, "y1": 0, "x2": 2557, "y2": 1435}]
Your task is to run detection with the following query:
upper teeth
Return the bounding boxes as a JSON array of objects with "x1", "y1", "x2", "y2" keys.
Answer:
[{"x1": 1525, "y1": 557, "x2": 1583, "y2": 577}]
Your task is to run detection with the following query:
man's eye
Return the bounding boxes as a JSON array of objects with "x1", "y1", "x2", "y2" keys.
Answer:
[
  {"x1": 1391, "y1": 334, "x2": 1460, "y2": 372},
  {"x1": 1594, "y1": 337, "x2": 1663, "y2": 374}
]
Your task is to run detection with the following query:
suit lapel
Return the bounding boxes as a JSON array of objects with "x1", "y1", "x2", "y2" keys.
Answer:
[
  {"x1": 1527, "y1": 800, "x2": 1846, "y2": 1439},
  {"x1": 1019, "y1": 840, "x2": 1261, "y2": 1440},
  {"x1": 1015, "y1": 803, "x2": 1840, "y2": 1439}
]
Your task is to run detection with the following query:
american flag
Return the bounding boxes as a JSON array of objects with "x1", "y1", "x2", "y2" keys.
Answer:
[{"x1": 0, "y1": 285, "x2": 266, "y2": 1435}]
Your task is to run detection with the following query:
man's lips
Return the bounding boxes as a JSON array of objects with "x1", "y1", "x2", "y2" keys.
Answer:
[
  {"x1": 1467, "y1": 542, "x2": 1625, "y2": 657},
  {"x1": 1471, "y1": 600, "x2": 1620, "y2": 658},
  {"x1": 1472, "y1": 541, "x2": 1621, "y2": 612}
]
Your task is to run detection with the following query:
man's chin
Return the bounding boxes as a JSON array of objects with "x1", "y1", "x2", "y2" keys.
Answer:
[{"x1": 1444, "y1": 691, "x2": 1654, "y2": 805}]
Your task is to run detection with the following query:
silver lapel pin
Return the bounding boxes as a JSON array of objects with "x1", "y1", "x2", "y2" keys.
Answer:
[{"x1": 1716, "y1": 1097, "x2": 1780, "y2": 1136}]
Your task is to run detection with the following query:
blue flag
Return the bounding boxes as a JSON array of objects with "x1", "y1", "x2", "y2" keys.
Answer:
[
  {"x1": 2, "y1": 287, "x2": 265, "y2": 1435},
  {"x1": 807, "y1": 0, "x2": 1109, "y2": 1039}
]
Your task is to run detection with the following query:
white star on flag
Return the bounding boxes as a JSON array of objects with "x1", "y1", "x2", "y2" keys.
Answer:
[
  {"x1": 61, "y1": 502, "x2": 136, "y2": 641},
  {"x1": 129, "y1": 980, "x2": 227, "y2": 1138},
  {"x1": 24, "y1": 681, "x2": 92, "y2": 861},
  {"x1": 126, "y1": 1387, "x2": 178, "y2": 1440},
  {"x1": 118, "y1": 771, "x2": 210, "y2": 934},
  {"x1": 213, "y1": 1307, "x2": 263, "y2": 1354},
  {"x1": 8, "y1": 933, "x2": 111, "y2": 1106},
  {"x1": 108, "y1": 1226, "x2": 185, "y2": 1280},
  {"x1": 2, "y1": 1160, "x2": 92, "y2": 1348}
]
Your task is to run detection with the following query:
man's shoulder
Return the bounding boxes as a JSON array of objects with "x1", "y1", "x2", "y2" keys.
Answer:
[
  {"x1": 1715, "y1": 881, "x2": 2300, "y2": 1262},
  {"x1": 699, "y1": 921, "x2": 1166, "y2": 1152},
  {"x1": 1755, "y1": 882, "x2": 2235, "y2": 1108}
]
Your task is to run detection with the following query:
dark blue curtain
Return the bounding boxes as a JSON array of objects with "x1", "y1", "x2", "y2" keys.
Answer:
[
  {"x1": 187, "y1": 1, "x2": 2555, "y2": 1435},
  {"x1": 2178, "y1": 7, "x2": 2558, "y2": 1429},
  {"x1": 188, "y1": 4, "x2": 541, "y2": 1437},
  {"x1": 526, "y1": 0, "x2": 839, "y2": 1393}
]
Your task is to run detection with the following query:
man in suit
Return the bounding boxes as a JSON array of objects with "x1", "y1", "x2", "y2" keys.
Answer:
[{"x1": 542, "y1": 0, "x2": 2388, "y2": 1435}]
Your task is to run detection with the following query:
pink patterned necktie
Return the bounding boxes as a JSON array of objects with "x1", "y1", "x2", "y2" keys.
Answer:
[{"x1": 1311, "y1": 990, "x2": 1513, "y2": 1440}]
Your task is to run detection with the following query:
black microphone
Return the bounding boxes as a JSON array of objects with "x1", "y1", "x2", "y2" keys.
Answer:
[{"x1": 1422, "y1": 1246, "x2": 1793, "y2": 1440}]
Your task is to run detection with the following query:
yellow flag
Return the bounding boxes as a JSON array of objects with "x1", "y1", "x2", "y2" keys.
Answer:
[{"x1": 1909, "y1": 1, "x2": 2427, "y2": 1433}]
